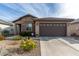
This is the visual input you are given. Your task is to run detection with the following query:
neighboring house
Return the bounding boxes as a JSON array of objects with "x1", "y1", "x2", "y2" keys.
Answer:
[
  {"x1": 68, "y1": 20, "x2": 79, "y2": 36},
  {"x1": 0, "y1": 19, "x2": 13, "y2": 35},
  {"x1": 13, "y1": 14, "x2": 74, "y2": 36}
]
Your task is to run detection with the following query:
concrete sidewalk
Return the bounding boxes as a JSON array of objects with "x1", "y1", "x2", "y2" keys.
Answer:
[{"x1": 40, "y1": 37, "x2": 79, "y2": 56}]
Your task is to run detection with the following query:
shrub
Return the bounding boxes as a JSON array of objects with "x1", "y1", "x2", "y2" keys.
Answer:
[
  {"x1": 19, "y1": 32, "x2": 26, "y2": 37},
  {"x1": 0, "y1": 35, "x2": 5, "y2": 41},
  {"x1": 20, "y1": 39, "x2": 36, "y2": 51},
  {"x1": 13, "y1": 35, "x2": 22, "y2": 40},
  {"x1": 19, "y1": 31, "x2": 32, "y2": 37}
]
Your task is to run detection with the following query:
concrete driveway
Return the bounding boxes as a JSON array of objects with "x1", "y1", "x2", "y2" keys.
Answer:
[{"x1": 40, "y1": 37, "x2": 79, "y2": 56}]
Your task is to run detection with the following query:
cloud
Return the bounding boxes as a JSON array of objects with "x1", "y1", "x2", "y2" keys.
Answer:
[
  {"x1": 59, "y1": 3, "x2": 79, "y2": 19},
  {"x1": 0, "y1": 3, "x2": 62, "y2": 21}
]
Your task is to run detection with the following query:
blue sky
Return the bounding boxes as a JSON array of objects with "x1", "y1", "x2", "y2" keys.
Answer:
[
  {"x1": 0, "y1": 3, "x2": 79, "y2": 21},
  {"x1": 0, "y1": 3, "x2": 63, "y2": 21}
]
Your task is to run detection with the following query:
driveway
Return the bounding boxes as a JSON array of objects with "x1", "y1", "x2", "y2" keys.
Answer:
[{"x1": 40, "y1": 37, "x2": 79, "y2": 56}]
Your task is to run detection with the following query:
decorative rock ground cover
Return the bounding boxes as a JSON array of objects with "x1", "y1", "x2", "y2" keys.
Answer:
[{"x1": 0, "y1": 39, "x2": 41, "y2": 56}]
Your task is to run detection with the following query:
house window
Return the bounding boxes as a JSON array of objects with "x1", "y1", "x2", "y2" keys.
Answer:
[
  {"x1": 50, "y1": 24, "x2": 52, "y2": 26},
  {"x1": 26, "y1": 23, "x2": 32, "y2": 31},
  {"x1": 60, "y1": 24, "x2": 62, "y2": 26}
]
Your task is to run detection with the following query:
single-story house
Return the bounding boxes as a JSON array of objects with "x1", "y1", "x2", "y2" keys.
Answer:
[
  {"x1": 0, "y1": 19, "x2": 13, "y2": 35},
  {"x1": 13, "y1": 14, "x2": 74, "y2": 36}
]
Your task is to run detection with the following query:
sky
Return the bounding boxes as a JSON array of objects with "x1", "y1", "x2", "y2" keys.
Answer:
[{"x1": 0, "y1": 3, "x2": 79, "y2": 21}]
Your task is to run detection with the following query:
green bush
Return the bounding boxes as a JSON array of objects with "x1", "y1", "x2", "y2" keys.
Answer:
[
  {"x1": 13, "y1": 35, "x2": 22, "y2": 40},
  {"x1": 20, "y1": 31, "x2": 32, "y2": 37},
  {"x1": 20, "y1": 39, "x2": 36, "y2": 51}
]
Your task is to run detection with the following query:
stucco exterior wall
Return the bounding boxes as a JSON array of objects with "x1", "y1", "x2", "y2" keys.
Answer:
[
  {"x1": 68, "y1": 23, "x2": 79, "y2": 36},
  {"x1": 14, "y1": 17, "x2": 33, "y2": 24},
  {"x1": 67, "y1": 23, "x2": 72, "y2": 36}
]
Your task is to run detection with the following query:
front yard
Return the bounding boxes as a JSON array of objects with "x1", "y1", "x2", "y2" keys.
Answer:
[
  {"x1": 1, "y1": 36, "x2": 79, "y2": 56},
  {"x1": 0, "y1": 36, "x2": 41, "y2": 56}
]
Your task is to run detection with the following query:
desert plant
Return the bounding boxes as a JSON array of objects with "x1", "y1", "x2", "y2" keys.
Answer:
[
  {"x1": 0, "y1": 35, "x2": 5, "y2": 41},
  {"x1": 20, "y1": 39, "x2": 36, "y2": 51},
  {"x1": 13, "y1": 35, "x2": 22, "y2": 40}
]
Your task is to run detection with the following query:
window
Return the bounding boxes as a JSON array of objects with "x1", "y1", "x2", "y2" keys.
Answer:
[
  {"x1": 26, "y1": 23, "x2": 32, "y2": 31},
  {"x1": 57, "y1": 24, "x2": 59, "y2": 26},
  {"x1": 50, "y1": 24, "x2": 52, "y2": 26},
  {"x1": 53, "y1": 24, "x2": 55, "y2": 26},
  {"x1": 43, "y1": 24, "x2": 46, "y2": 26},
  {"x1": 60, "y1": 24, "x2": 62, "y2": 26},
  {"x1": 46, "y1": 24, "x2": 50, "y2": 26}
]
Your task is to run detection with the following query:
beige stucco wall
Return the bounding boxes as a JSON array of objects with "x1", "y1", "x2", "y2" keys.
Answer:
[
  {"x1": 14, "y1": 17, "x2": 33, "y2": 24},
  {"x1": 68, "y1": 23, "x2": 79, "y2": 36},
  {"x1": 66, "y1": 23, "x2": 72, "y2": 36}
]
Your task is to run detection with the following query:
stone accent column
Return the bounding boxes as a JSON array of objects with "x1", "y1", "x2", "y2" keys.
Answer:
[
  {"x1": 67, "y1": 23, "x2": 71, "y2": 36},
  {"x1": 35, "y1": 21, "x2": 39, "y2": 36},
  {"x1": 21, "y1": 24, "x2": 26, "y2": 32}
]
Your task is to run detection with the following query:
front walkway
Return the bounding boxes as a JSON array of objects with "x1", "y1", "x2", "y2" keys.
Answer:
[{"x1": 40, "y1": 37, "x2": 79, "y2": 56}]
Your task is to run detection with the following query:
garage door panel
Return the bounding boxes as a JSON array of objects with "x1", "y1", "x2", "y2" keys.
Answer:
[{"x1": 39, "y1": 23, "x2": 66, "y2": 36}]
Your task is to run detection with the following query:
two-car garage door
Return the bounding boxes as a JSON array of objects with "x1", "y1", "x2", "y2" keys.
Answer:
[{"x1": 39, "y1": 23, "x2": 66, "y2": 36}]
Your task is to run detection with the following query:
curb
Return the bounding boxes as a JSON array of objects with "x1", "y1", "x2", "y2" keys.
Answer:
[{"x1": 58, "y1": 39, "x2": 79, "y2": 52}]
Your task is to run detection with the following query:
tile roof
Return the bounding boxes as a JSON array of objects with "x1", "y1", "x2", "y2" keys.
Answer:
[
  {"x1": 13, "y1": 14, "x2": 74, "y2": 23},
  {"x1": 33, "y1": 17, "x2": 74, "y2": 22},
  {"x1": 13, "y1": 14, "x2": 37, "y2": 23}
]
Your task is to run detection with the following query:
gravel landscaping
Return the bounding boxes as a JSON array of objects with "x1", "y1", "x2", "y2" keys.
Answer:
[{"x1": 0, "y1": 39, "x2": 41, "y2": 56}]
